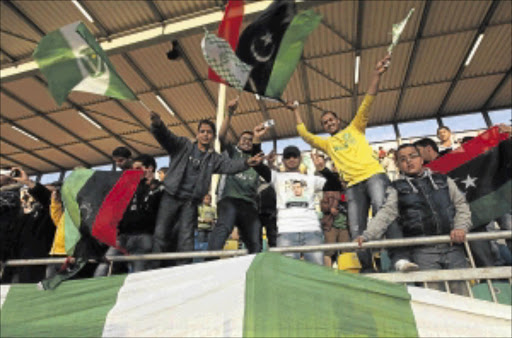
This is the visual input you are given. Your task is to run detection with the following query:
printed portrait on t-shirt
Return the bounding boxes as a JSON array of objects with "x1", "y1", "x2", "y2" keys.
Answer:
[{"x1": 285, "y1": 179, "x2": 309, "y2": 208}]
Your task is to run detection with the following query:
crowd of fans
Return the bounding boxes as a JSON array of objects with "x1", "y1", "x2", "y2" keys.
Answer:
[{"x1": 1, "y1": 55, "x2": 510, "y2": 298}]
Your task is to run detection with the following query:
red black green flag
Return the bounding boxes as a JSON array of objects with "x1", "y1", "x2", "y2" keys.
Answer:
[{"x1": 425, "y1": 126, "x2": 511, "y2": 228}]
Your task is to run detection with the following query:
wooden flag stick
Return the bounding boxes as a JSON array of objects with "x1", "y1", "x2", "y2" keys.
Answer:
[{"x1": 139, "y1": 100, "x2": 151, "y2": 112}]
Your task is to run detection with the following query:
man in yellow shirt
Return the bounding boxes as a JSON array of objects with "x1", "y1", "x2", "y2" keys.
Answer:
[{"x1": 290, "y1": 55, "x2": 395, "y2": 270}]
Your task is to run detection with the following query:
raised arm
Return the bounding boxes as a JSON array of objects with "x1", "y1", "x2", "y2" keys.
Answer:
[
  {"x1": 218, "y1": 97, "x2": 239, "y2": 146},
  {"x1": 350, "y1": 55, "x2": 391, "y2": 132},
  {"x1": 286, "y1": 101, "x2": 330, "y2": 152},
  {"x1": 150, "y1": 111, "x2": 188, "y2": 155}
]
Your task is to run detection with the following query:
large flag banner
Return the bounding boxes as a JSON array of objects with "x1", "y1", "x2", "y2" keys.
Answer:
[
  {"x1": 426, "y1": 126, "x2": 511, "y2": 228},
  {"x1": 1, "y1": 254, "x2": 510, "y2": 337},
  {"x1": 61, "y1": 168, "x2": 143, "y2": 254},
  {"x1": 208, "y1": 0, "x2": 245, "y2": 84},
  {"x1": 33, "y1": 21, "x2": 137, "y2": 106},
  {"x1": 202, "y1": 31, "x2": 253, "y2": 91},
  {"x1": 388, "y1": 8, "x2": 415, "y2": 55},
  {"x1": 236, "y1": 1, "x2": 321, "y2": 99}
]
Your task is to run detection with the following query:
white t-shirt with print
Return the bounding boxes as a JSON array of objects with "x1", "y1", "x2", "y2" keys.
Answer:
[{"x1": 270, "y1": 170, "x2": 326, "y2": 233}]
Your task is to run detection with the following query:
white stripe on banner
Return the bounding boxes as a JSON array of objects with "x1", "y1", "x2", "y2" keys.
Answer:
[
  {"x1": 408, "y1": 286, "x2": 512, "y2": 337},
  {"x1": 102, "y1": 255, "x2": 256, "y2": 337},
  {"x1": 0, "y1": 285, "x2": 10, "y2": 309},
  {"x1": 60, "y1": 22, "x2": 110, "y2": 96}
]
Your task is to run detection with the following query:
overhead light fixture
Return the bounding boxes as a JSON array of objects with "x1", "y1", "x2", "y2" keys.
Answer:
[
  {"x1": 78, "y1": 111, "x2": 102, "y2": 129},
  {"x1": 156, "y1": 94, "x2": 175, "y2": 116},
  {"x1": 71, "y1": 0, "x2": 94, "y2": 23},
  {"x1": 465, "y1": 34, "x2": 484, "y2": 66},
  {"x1": 354, "y1": 55, "x2": 360, "y2": 84},
  {"x1": 11, "y1": 126, "x2": 39, "y2": 141}
]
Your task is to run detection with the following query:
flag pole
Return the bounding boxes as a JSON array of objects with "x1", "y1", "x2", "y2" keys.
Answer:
[
  {"x1": 210, "y1": 83, "x2": 228, "y2": 207},
  {"x1": 139, "y1": 100, "x2": 152, "y2": 112}
]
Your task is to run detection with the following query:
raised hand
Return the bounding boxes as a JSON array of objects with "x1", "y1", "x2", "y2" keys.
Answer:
[
  {"x1": 375, "y1": 54, "x2": 391, "y2": 75},
  {"x1": 150, "y1": 111, "x2": 163, "y2": 126},
  {"x1": 253, "y1": 123, "x2": 268, "y2": 139},
  {"x1": 311, "y1": 152, "x2": 325, "y2": 172},
  {"x1": 227, "y1": 96, "x2": 240, "y2": 115},
  {"x1": 246, "y1": 152, "x2": 265, "y2": 167}
]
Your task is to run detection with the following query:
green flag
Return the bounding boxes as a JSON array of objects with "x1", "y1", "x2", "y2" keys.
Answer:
[
  {"x1": 388, "y1": 8, "x2": 415, "y2": 55},
  {"x1": 33, "y1": 21, "x2": 137, "y2": 106}
]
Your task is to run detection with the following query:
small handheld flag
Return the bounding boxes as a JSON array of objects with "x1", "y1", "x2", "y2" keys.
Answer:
[
  {"x1": 33, "y1": 21, "x2": 137, "y2": 105},
  {"x1": 388, "y1": 8, "x2": 415, "y2": 55}
]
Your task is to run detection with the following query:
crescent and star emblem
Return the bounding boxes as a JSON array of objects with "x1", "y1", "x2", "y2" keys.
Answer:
[{"x1": 250, "y1": 31, "x2": 275, "y2": 63}]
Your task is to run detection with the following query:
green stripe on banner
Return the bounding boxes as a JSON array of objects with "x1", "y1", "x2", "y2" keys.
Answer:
[
  {"x1": 0, "y1": 275, "x2": 126, "y2": 337},
  {"x1": 62, "y1": 168, "x2": 95, "y2": 254},
  {"x1": 243, "y1": 253, "x2": 419, "y2": 337},
  {"x1": 264, "y1": 10, "x2": 322, "y2": 98},
  {"x1": 470, "y1": 180, "x2": 512, "y2": 228}
]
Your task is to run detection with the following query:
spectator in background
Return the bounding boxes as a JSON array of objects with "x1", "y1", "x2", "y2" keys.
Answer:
[
  {"x1": 112, "y1": 146, "x2": 133, "y2": 171},
  {"x1": 2, "y1": 167, "x2": 56, "y2": 283},
  {"x1": 197, "y1": 194, "x2": 216, "y2": 247},
  {"x1": 95, "y1": 155, "x2": 163, "y2": 276},
  {"x1": 254, "y1": 146, "x2": 341, "y2": 265},
  {"x1": 357, "y1": 144, "x2": 471, "y2": 296},
  {"x1": 413, "y1": 138, "x2": 440, "y2": 164},
  {"x1": 381, "y1": 149, "x2": 398, "y2": 181},
  {"x1": 208, "y1": 98, "x2": 266, "y2": 255},
  {"x1": 437, "y1": 126, "x2": 458, "y2": 155},
  {"x1": 149, "y1": 111, "x2": 264, "y2": 266},
  {"x1": 157, "y1": 167, "x2": 169, "y2": 182},
  {"x1": 47, "y1": 185, "x2": 66, "y2": 278},
  {"x1": 378, "y1": 146, "x2": 386, "y2": 161}
]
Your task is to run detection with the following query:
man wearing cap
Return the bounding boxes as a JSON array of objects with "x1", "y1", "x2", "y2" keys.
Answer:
[
  {"x1": 207, "y1": 97, "x2": 267, "y2": 255},
  {"x1": 254, "y1": 145, "x2": 340, "y2": 265},
  {"x1": 289, "y1": 55, "x2": 397, "y2": 270}
]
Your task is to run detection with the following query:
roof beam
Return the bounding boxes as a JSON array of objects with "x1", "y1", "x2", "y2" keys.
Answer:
[
  {"x1": 0, "y1": 29, "x2": 39, "y2": 44},
  {"x1": 145, "y1": 0, "x2": 165, "y2": 22},
  {"x1": 177, "y1": 42, "x2": 238, "y2": 140},
  {"x1": 352, "y1": 0, "x2": 363, "y2": 117},
  {"x1": 436, "y1": 0, "x2": 500, "y2": 117},
  {"x1": 1, "y1": 114, "x2": 91, "y2": 167},
  {"x1": 77, "y1": 1, "x2": 111, "y2": 38},
  {"x1": 2, "y1": 0, "x2": 45, "y2": 37},
  {"x1": 0, "y1": 48, "x2": 15, "y2": 63},
  {"x1": 392, "y1": 0, "x2": 432, "y2": 122},
  {"x1": 0, "y1": 153, "x2": 40, "y2": 174},
  {"x1": 121, "y1": 53, "x2": 196, "y2": 138},
  {"x1": 32, "y1": 75, "x2": 140, "y2": 156},
  {"x1": 320, "y1": 19, "x2": 354, "y2": 48},
  {"x1": 0, "y1": 136, "x2": 64, "y2": 170}
]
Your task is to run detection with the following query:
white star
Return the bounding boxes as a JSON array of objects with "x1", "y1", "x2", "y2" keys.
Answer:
[
  {"x1": 260, "y1": 32, "x2": 273, "y2": 46},
  {"x1": 461, "y1": 174, "x2": 477, "y2": 189}
]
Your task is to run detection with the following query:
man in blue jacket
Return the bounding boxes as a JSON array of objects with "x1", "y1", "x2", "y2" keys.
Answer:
[{"x1": 149, "y1": 112, "x2": 264, "y2": 266}]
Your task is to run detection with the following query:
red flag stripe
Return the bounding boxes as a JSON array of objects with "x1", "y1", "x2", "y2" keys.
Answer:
[
  {"x1": 91, "y1": 170, "x2": 144, "y2": 248},
  {"x1": 426, "y1": 126, "x2": 510, "y2": 174},
  {"x1": 208, "y1": 0, "x2": 244, "y2": 84}
]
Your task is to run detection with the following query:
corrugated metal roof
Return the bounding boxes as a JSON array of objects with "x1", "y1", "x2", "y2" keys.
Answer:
[
  {"x1": 490, "y1": 76, "x2": 512, "y2": 108},
  {"x1": 408, "y1": 32, "x2": 474, "y2": 86},
  {"x1": 9, "y1": 152, "x2": 59, "y2": 172},
  {"x1": 0, "y1": 0, "x2": 510, "y2": 174},
  {"x1": 82, "y1": 0, "x2": 155, "y2": 34},
  {"x1": 423, "y1": 0, "x2": 491, "y2": 37},
  {"x1": 462, "y1": 24, "x2": 512, "y2": 77},
  {"x1": 398, "y1": 83, "x2": 451, "y2": 121},
  {"x1": 363, "y1": 0, "x2": 424, "y2": 48},
  {"x1": 33, "y1": 147, "x2": 82, "y2": 169},
  {"x1": 444, "y1": 74, "x2": 503, "y2": 114}
]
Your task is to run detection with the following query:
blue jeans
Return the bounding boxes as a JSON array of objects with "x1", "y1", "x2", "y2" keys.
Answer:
[
  {"x1": 276, "y1": 231, "x2": 324, "y2": 265},
  {"x1": 208, "y1": 198, "x2": 262, "y2": 254}
]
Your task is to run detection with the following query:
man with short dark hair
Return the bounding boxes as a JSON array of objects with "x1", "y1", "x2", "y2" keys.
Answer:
[
  {"x1": 413, "y1": 138, "x2": 440, "y2": 164},
  {"x1": 437, "y1": 126, "x2": 458, "y2": 155},
  {"x1": 357, "y1": 144, "x2": 471, "y2": 295},
  {"x1": 112, "y1": 146, "x2": 133, "y2": 171},
  {"x1": 208, "y1": 97, "x2": 266, "y2": 254},
  {"x1": 149, "y1": 111, "x2": 264, "y2": 266}
]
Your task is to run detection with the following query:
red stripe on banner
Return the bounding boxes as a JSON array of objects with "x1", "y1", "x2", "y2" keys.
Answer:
[
  {"x1": 426, "y1": 126, "x2": 510, "y2": 174},
  {"x1": 208, "y1": 0, "x2": 245, "y2": 84},
  {"x1": 91, "y1": 170, "x2": 143, "y2": 248}
]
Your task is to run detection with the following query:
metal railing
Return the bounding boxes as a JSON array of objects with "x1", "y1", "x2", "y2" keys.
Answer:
[{"x1": 2, "y1": 231, "x2": 511, "y2": 303}]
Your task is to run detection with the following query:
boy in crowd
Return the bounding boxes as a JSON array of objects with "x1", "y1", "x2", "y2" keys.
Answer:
[
  {"x1": 356, "y1": 144, "x2": 471, "y2": 295},
  {"x1": 157, "y1": 167, "x2": 168, "y2": 182},
  {"x1": 254, "y1": 146, "x2": 340, "y2": 265},
  {"x1": 149, "y1": 111, "x2": 264, "y2": 266},
  {"x1": 112, "y1": 146, "x2": 133, "y2": 171},
  {"x1": 197, "y1": 194, "x2": 216, "y2": 247}
]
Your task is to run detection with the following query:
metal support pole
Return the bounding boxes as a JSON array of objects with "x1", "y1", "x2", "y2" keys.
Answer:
[
  {"x1": 393, "y1": 123, "x2": 402, "y2": 146},
  {"x1": 482, "y1": 110, "x2": 493, "y2": 127},
  {"x1": 211, "y1": 84, "x2": 227, "y2": 207}
]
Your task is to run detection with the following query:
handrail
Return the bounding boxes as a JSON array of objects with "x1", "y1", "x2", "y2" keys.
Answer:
[{"x1": 1, "y1": 231, "x2": 510, "y2": 266}]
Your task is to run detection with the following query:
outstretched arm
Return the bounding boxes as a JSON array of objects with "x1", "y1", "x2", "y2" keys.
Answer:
[
  {"x1": 286, "y1": 101, "x2": 329, "y2": 152},
  {"x1": 218, "y1": 97, "x2": 239, "y2": 146},
  {"x1": 150, "y1": 111, "x2": 188, "y2": 155}
]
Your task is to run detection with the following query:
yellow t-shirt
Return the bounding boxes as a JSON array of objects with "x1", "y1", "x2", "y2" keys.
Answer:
[
  {"x1": 297, "y1": 94, "x2": 384, "y2": 187},
  {"x1": 50, "y1": 199, "x2": 66, "y2": 255}
]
